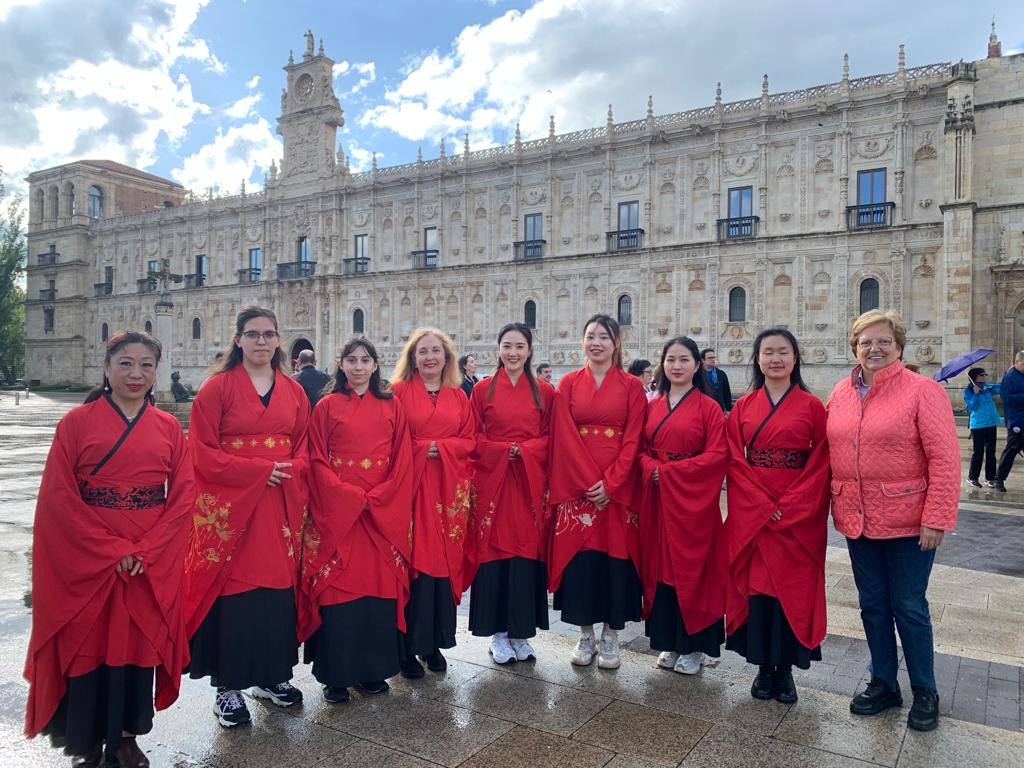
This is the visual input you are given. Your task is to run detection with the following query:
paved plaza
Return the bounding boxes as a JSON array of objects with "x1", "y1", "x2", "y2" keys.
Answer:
[{"x1": 1, "y1": 392, "x2": 1023, "y2": 767}]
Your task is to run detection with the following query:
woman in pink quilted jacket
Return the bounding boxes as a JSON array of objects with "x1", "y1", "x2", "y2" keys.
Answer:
[{"x1": 826, "y1": 309, "x2": 960, "y2": 733}]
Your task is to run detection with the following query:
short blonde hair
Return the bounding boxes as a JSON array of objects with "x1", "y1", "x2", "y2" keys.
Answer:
[
  {"x1": 849, "y1": 309, "x2": 907, "y2": 354},
  {"x1": 392, "y1": 327, "x2": 461, "y2": 388}
]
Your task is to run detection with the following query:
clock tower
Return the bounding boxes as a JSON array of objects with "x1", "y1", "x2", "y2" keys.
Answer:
[{"x1": 277, "y1": 31, "x2": 345, "y2": 180}]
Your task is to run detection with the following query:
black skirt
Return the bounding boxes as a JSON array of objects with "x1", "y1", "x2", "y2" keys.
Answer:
[
  {"x1": 41, "y1": 664, "x2": 154, "y2": 758},
  {"x1": 401, "y1": 574, "x2": 457, "y2": 657},
  {"x1": 725, "y1": 594, "x2": 822, "y2": 669},
  {"x1": 187, "y1": 586, "x2": 299, "y2": 689},
  {"x1": 645, "y1": 582, "x2": 724, "y2": 656},
  {"x1": 468, "y1": 557, "x2": 550, "y2": 638},
  {"x1": 304, "y1": 597, "x2": 402, "y2": 687},
  {"x1": 553, "y1": 550, "x2": 642, "y2": 630}
]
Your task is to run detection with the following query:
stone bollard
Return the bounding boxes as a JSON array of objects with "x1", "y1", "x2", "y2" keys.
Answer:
[{"x1": 15, "y1": 392, "x2": 20, "y2": 405}]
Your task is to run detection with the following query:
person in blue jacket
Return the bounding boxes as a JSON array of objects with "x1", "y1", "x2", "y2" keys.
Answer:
[
  {"x1": 963, "y1": 367, "x2": 1001, "y2": 488},
  {"x1": 994, "y1": 352, "x2": 1024, "y2": 492}
]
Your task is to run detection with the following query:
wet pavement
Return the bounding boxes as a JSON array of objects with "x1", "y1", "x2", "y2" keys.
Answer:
[{"x1": 1, "y1": 391, "x2": 1023, "y2": 767}]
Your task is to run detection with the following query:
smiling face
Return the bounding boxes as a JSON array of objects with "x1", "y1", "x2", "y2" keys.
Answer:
[
  {"x1": 498, "y1": 330, "x2": 531, "y2": 375},
  {"x1": 663, "y1": 343, "x2": 699, "y2": 389},
  {"x1": 104, "y1": 342, "x2": 158, "y2": 405},
  {"x1": 341, "y1": 343, "x2": 377, "y2": 392},
  {"x1": 583, "y1": 321, "x2": 615, "y2": 366},
  {"x1": 415, "y1": 333, "x2": 446, "y2": 379},
  {"x1": 757, "y1": 334, "x2": 795, "y2": 383},
  {"x1": 855, "y1": 320, "x2": 901, "y2": 374},
  {"x1": 235, "y1": 316, "x2": 280, "y2": 367}
]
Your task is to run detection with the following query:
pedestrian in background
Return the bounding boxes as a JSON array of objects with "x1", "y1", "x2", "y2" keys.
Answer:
[
  {"x1": 627, "y1": 358, "x2": 656, "y2": 401},
  {"x1": 458, "y1": 354, "x2": 479, "y2": 398},
  {"x1": 994, "y1": 352, "x2": 1024, "y2": 492},
  {"x1": 963, "y1": 367, "x2": 1000, "y2": 489},
  {"x1": 701, "y1": 349, "x2": 732, "y2": 413}
]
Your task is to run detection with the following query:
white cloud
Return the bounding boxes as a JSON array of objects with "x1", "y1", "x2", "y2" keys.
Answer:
[
  {"x1": 171, "y1": 117, "x2": 282, "y2": 192},
  {"x1": 349, "y1": 61, "x2": 376, "y2": 94},
  {"x1": 224, "y1": 93, "x2": 261, "y2": 119},
  {"x1": 244, "y1": 75, "x2": 261, "y2": 89},
  {"x1": 332, "y1": 60, "x2": 351, "y2": 78},
  {"x1": 345, "y1": 141, "x2": 379, "y2": 172}
]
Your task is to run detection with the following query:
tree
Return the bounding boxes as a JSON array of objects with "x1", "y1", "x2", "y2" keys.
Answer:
[{"x1": 0, "y1": 168, "x2": 26, "y2": 383}]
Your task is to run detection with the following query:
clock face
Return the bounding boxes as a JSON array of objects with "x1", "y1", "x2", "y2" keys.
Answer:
[{"x1": 295, "y1": 74, "x2": 314, "y2": 103}]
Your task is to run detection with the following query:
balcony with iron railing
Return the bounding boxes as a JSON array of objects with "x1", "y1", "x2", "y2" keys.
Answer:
[
  {"x1": 343, "y1": 257, "x2": 370, "y2": 275},
  {"x1": 846, "y1": 202, "x2": 895, "y2": 230},
  {"x1": 606, "y1": 229, "x2": 644, "y2": 252},
  {"x1": 37, "y1": 251, "x2": 58, "y2": 267},
  {"x1": 137, "y1": 277, "x2": 157, "y2": 294},
  {"x1": 238, "y1": 268, "x2": 262, "y2": 283},
  {"x1": 184, "y1": 273, "x2": 206, "y2": 289},
  {"x1": 412, "y1": 250, "x2": 439, "y2": 269},
  {"x1": 94, "y1": 282, "x2": 113, "y2": 297},
  {"x1": 716, "y1": 216, "x2": 760, "y2": 240},
  {"x1": 39, "y1": 288, "x2": 56, "y2": 301},
  {"x1": 513, "y1": 240, "x2": 546, "y2": 261},
  {"x1": 277, "y1": 261, "x2": 316, "y2": 280}
]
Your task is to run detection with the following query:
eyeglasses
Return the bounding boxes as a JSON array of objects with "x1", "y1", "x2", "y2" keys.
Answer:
[
  {"x1": 240, "y1": 330, "x2": 280, "y2": 342},
  {"x1": 857, "y1": 338, "x2": 894, "y2": 350}
]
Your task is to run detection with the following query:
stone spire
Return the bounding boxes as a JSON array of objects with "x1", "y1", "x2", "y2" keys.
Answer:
[
  {"x1": 646, "y1": 94, "x2": 654, "y2": 120},
  {"x1": 514, "y1": 122, "x2": 522, "y2": 147},
  {"x1": 371, "y1": 152, "x2": 377, "y2": 172},
  {"x1": 548, "y1": 115, "x2": 555, "y2": 140},
  {"x1": 439, "y1": 137, "x2": 446, "y2": 162},
  {"x1": 761, "y1": 74, "x2": 769, "y2": 110},
  {"x1": 842, "y1": 53, "x2": 849, "y2": 82},
  {"x1": 897, "y1": 44, "x2": 906, "y2": 83},
  {"x1": 318, "y1": 38, "x2": 325, "y2": 57},
  {"x1": 417, "y1": 145, "x2": 423, "y2": 164},
  {"x1": 463, "y1": 132, "x2": 470, "y2": 157},
  {"x1": 988, "y1": 17, "x2": 1002, "y2": 58},
  {"x1": 714, "y1": 82, "x2": 723, "y2": 118},
  {"x1": 606, "y1": 103, "x2": 614, "y2": 132},
  {"x1": 288, "y1": 50, "x2": 294, "y2": 65}
]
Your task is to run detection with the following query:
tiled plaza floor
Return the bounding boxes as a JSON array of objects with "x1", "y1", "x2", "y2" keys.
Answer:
[{"x1": 2, "y1": 392, "x2": 1023, "y2": 767}]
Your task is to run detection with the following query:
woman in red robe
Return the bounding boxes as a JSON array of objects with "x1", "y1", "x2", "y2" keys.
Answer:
[
  {"x1": 184, "y1": 307, "x2": 310, "y2": 727},
  {"x1": 391, "y1": 327, "x2": 474, "y2": 678},
  {"x1": 25, "y1": 331, "x2": 194, "y2": 768},
  {"x1": 548, "y1": 313, "x2": 647, "y2": 670},
  {"x1": 637, "y1": 336, "x2": 727, "y2": 677},
  {"x1": 725, "y1": 327, "x2": 830, "y2": 705},
  {"x1": 466, "y1": 323, "x2": 555, "y2": 664},
  {"x1": 299, "y1": 338, "x2": 413, "y2": 701}
]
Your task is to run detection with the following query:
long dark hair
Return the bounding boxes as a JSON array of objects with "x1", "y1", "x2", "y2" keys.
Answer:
[
  {"x1": 84, "y1": 330, "x2": 163, "y2": 404},
  {"x1": 486, "y1": 322, "x2": 543, "y2": 409},
  {"x1": 329, "y1": 337, "x2": 392, "y2": 399},
  {"x1": 583, "y1": 313, "x2": 623, "y2": 369},
  {"x1": 749, "y1": 327, "x2": 809, "y2": 392},
  {"x1": 207, "y1": 306, "x2": 287, "y2": 377},
  {"x1": 655, "y1": 336, "x2": 709, "y2": 396}
]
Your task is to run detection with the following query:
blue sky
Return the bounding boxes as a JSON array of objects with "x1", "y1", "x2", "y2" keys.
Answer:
[{"x1": 1, "y1": 0, "x2": 1022, "y2": 198}]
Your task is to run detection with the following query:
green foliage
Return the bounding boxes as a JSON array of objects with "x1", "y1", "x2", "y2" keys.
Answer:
[{"x1": 0, "y1": 168, "x2": 27, "y2": 382}]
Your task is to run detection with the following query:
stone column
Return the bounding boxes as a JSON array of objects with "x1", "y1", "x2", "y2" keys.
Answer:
[{"x1": 155, "y1": 295, "x2": 174, "y2": 398}]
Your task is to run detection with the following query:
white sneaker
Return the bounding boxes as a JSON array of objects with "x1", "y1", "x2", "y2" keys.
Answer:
[
  {"x1": 570, "y1": 632, "x2": 597, "y2": 666},
  {"x1": 509, "y1": 638, "x2": 536, "y2": 661},
  {"x1": 674, "y1": 651, "x2": 704, "y2": 675},
  {"x1": 657, "y1": 651, "x2": 679, "y2": 670},
  {"x1": 597, "y1": 631, "x2": 621, "y2": 669},
  {"x1": 489, "y1": 633, "x2": 516, "y2": 664}
]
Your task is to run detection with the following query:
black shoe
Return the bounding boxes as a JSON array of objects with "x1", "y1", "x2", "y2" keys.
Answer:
[
  {"x1": 994, "y1": 481, "x2": 1007, "y2": 493},
  {"x1": 908, "y1": 687, "x2": 940, "y2": 731},
  {"x1": 985, "y1": 479, "x2": 997, "y2": 488},
  {"x1": 356, "y1": 680, "x2": 390, "y2": 695},
  {"x1": 323, "y1": 685, "x2": 350, "y2": 703},
  {"x1": 213, "y1": 688, "x2": 251, "y2": 728},
  {"x1": 850, "y1": 677, "x2": 903, "y2": 715},
  {"x1": 400, "y1": 655, "x2": 425, "y2": 679},
  {"x1": 423, "y1": 650, "x2": 448, "y2": 672},
  {"x1": 250, "y1": 681, "x2": 303, "y2": 707},
  {"x1": 751, "y1": 665, "x2": 775, "y2": 700},
  {"x1": 967, "y1": 478, "x2": 982, "y2": 488},
  {"x1": 72, "y1": 744, "x2": 104, "y2": 768},
  {"x1": 773, "y1": 665, "x2": 798, "y2": 704}
]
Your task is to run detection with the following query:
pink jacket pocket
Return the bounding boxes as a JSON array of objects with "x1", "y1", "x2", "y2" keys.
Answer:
[{"x1": 877, "y1": 477, "x2": 927, "y2": 529}]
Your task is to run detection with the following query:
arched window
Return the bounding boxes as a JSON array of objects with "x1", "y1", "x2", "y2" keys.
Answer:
[
  {"x1": 617, "y1": 294, "x2": 633, "y2": 326},
  {"x1": 88, "y1": 186, "x2": 104, "y2": 219},
  {"x1": 859, "y1": 278, "x2": 880, "y2": 314},
  {"x1": 34, "y1": 189, "x2": 44, "y2": 222},
  {"x1": 101, "y1": 322, "x2": 109, "y2": 342},
  {"x1": 66, "y1": 183, "x2": 76, "y2": 216},
  {"x1": 728, "y1": 286, "x2": 746, "y2": 322},
  {"x1": 49, "y1": 187, "x2": 59, "y2": 219},
  {"x1": 192, "y1": 317, "x2": 202, "y2": 340},
  {"x1": 144, "y1": 320, "x2": 153, "y2": 334},
  {"x1": 524, "y1": 300, "x2": 537, "y2": 329},
  {"x1": 353, "y1": 308, "x2": 364, "y2": 334}
]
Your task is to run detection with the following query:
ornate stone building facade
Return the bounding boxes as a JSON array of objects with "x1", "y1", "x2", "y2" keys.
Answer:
[{"x1": 23, "y1": 30, "x2": 1024, "y2": 393}]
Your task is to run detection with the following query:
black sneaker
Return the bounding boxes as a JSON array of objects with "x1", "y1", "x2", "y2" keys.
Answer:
[
  {"x1": 751, "y1": 665, "x2": 774, "y2": 700},
  {"x1": 422, "y1": 649, "x2": 448, "y2": 672},
  {"x1": 985, "y1": 480, "x2": 997, "y2": 488},
  {"x1": 71, "y1": 743, "x2": 103, "y2": 768},
  {"x1": 994, "y1": 481, "x2": 1008, "y2": 493},
  {"x1": 908, "y1": 687, "x2": 940, "y2": 731},
  {"x1": 356, "y1": 680, "x2": 390, "y2": 695},
  {"x1": 773, "y1": 665, "x2": 798, "y2": 704},
  {"x1": 400, "y1": 655, "x2": 425, "y2": 679},
  {"x1": 323, "y1": 685, "x2": 350, "y2": 703},
  {"x1": 851, "y1": 677, "x2": 903, "y2": 715},
  {"x1": 967, "y1": 478, "x2": 982, "y2": 488},
  {"x1": 250, "y1": 681, "x2": 303, "y2": 707},
  {"x1": 213, "y1": 688, "x2": 251, "y2": 727}
]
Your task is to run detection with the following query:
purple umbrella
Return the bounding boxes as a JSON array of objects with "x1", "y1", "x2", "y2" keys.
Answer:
[{"x1": 933, "y1": 348, "x2": 994, "y2": 382}]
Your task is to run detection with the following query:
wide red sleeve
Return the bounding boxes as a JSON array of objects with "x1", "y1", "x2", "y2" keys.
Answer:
[{"x1": 188, "y1": 378, "x2": 275, "y2": 487}]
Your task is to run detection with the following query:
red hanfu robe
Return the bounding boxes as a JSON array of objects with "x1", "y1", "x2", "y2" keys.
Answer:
[
  {"x1": 547, "y1": 365, "x2": 647, "y2": 593},
  {"x1": 298, "y1": 392, "x2": 414, "y2": 639},
  {"x1": 183, "y1": 366, "x2": 310, "y2": 637},
  {"x1": 637, "y1": 390, "x2": 727, "y2": 632},
  {"x1": 464, "y1": 370, "x2": 555, "y2": 587},
  {"x1": 392, "y1": 375, "x2": 475, "y2": 600},
  {"x1": 724, "y1": 385, "x2": 830, "y2": 650},
  {"x1": 25, "y1": 397, "x2": 195, "y2": 738}
]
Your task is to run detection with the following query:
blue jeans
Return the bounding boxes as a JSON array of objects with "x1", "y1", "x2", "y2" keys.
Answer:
[{"x1": 846, "y1": 535, "x2": 937, "y2": 693}]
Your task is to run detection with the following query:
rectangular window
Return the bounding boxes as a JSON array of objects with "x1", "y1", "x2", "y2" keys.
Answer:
[
  {"x1": 857, "y1": 169, "x2": 886, "y2": 205},
  {"x1": 524, "y1": 213, "x2": 543, "y2": 241},
  {"x1": 196, "y1": 254, "x2": 207, "y2": 277},
  {"x1": 297, "y1": 236, "x2": 310, "y2": 261},
  {"x1": 104, "y1": 266, "x2": 114, "y2": 285},
  {"x1": 147, "y1": 259, "x2": 158, "y2": 276},
  {"x1": 354, "y1": 234, "x2": 367, "y2": 259},
  {"x1": 728, "y1": 187, "x2": 753, "y2": 218},
  {"x1": 43, "y1": 306, "x2": 54, "y2": 333},
  {"x1": 248, "y1": 248, "x2": 262, "y2": 271},
  {"x1": 423, "y1": 227, "x2": 438, "y2": 251},
  {"x1": 617, "y1": 201, "x2": 639, "y2": 231}
]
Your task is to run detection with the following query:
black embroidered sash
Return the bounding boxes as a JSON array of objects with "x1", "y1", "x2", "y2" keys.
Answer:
[
  {"x1": 79, "y1": 481, "x2": 166, "y2": 510},
  {"x1": 747, "y1": 448, "x2": 808, "y2": 469}
]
